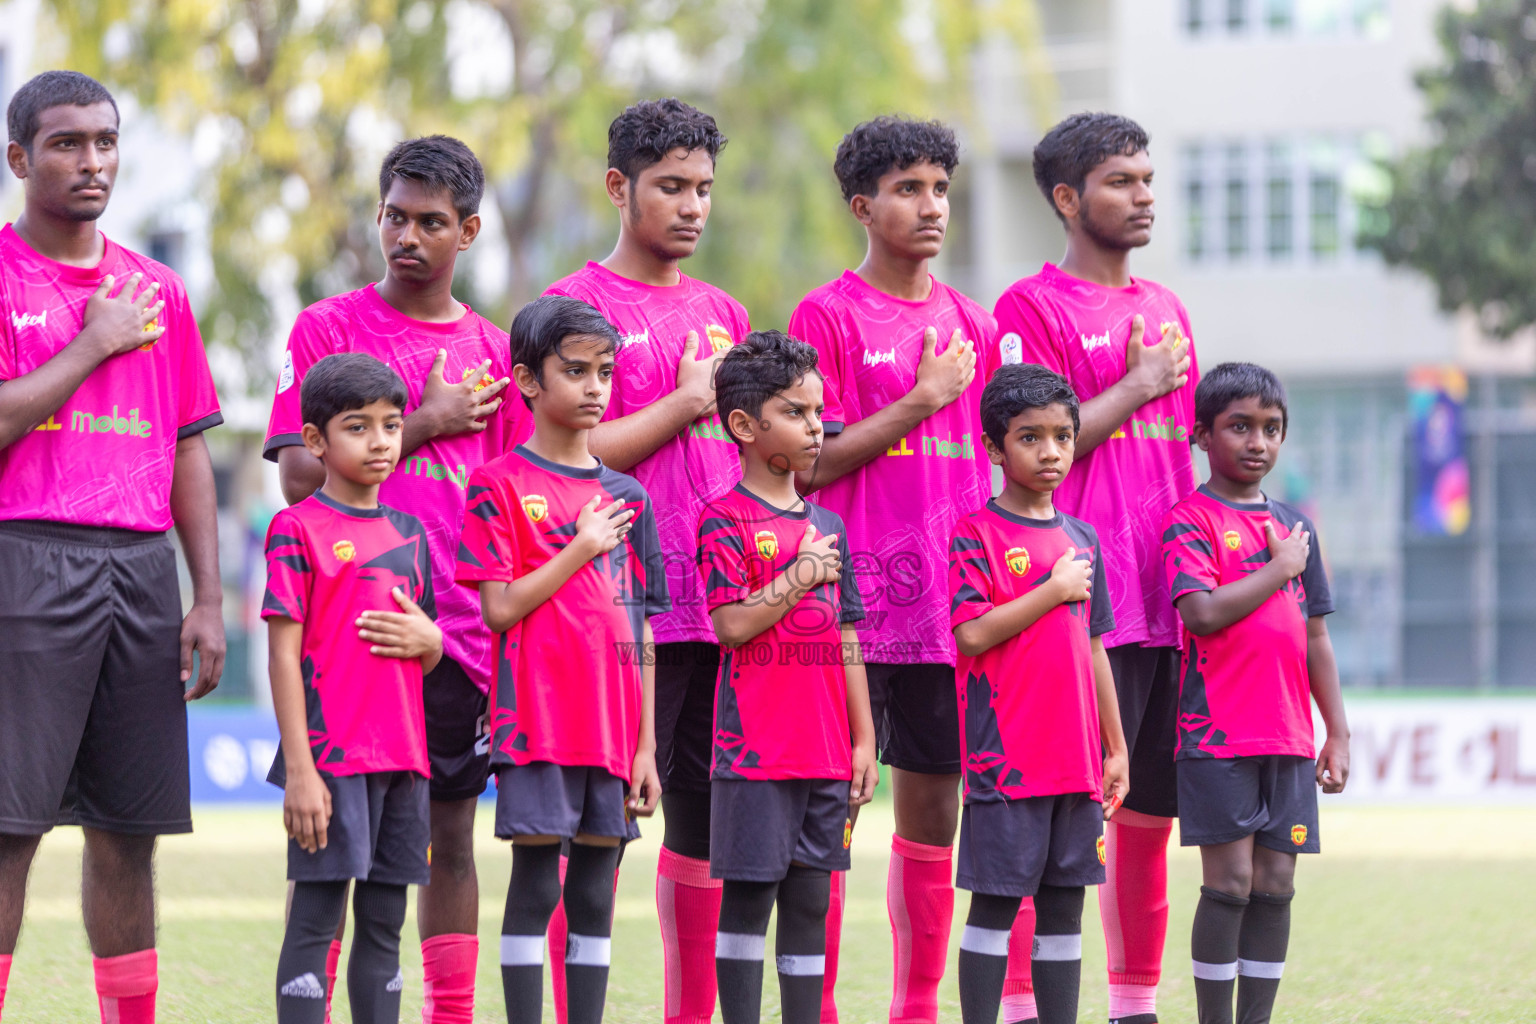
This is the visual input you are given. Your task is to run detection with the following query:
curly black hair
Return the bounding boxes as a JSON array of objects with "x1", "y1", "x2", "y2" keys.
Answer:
[
  {"x1": 608, "y1": 98, "x2": 727, "y2": 181},
  {"x1": 1032, "y1": 112, "x2": 1150, "y2": 222},
  {"x1": 833, "y1": 116, "x2": 959, "y2": 202},
  {"x1": 378, "y1": 135, "x2": 485, "y2": 222},
  {"x1": 980, "y1": 363, "x2": 1081, "y2": 449},
  {"x1": 714, "y1": 330, "x2": 822, "y2": 446},
  {"x1": 1195, "y1": 362, "x2": 1288, "y2": 432}
]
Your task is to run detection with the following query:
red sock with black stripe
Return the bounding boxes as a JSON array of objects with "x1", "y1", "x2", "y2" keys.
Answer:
[{"x1": 94, "y1": 949, "x2": 157, "y2": 1024}]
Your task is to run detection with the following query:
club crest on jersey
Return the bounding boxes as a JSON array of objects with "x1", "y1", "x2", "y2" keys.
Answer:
[
  {"x1": 333, "y1": 540, "x2": 355, "y2": 562},
  {"x1": 706, "y1": 324, "x2": 734, "y2": 354},
  {"x1": 522, "y1": 494, "x2": 548, "y2": 523},
  {"x1": 1291, "y1": 824, "x2": 1307, "y2": 846},
  {"x1": 843, "y1": 817, "x2": 852, "y2": 849},
  {"x1": 1004, "y1": 546, "x2": 1030, "y2": 577},
  {"x1": 1096, "y1": 835, "x2": 1106, "y2": 865},
  {"x1": 138, "y1": 316, "x2": 159, "y2": 351},
  {"x1": 1224, "y1": 530, "x2": 1241, "y2": 550},
  {"x1": 755, "y1": 530, "x2": 778, "y2": 560},
  {"x1": 462, "y1": 366, "x2": 494, "y2": 392},
  {"x1": 1000, "y1": 332, "x2": 1023, "y2": 365}
]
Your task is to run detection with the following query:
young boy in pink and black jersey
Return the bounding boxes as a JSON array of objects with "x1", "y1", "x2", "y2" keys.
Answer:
[
  {"x1": 543, "y1": 100, "x2": 747, "y2": 1024},
  {"x1": 1160, "y1": 363, "x2": 1348, "y2": 1024},
  {"x1": 696, "y1": 332, "x2": 878, "y2": 1024},
  {"x1": 948, "y1": 364, "x2": 1129, "y2": 1024},
  {"x1": 789, "y1": 116, "x2": 1007, "y2": 1024},
  {"x1": 456, "y1": 296, "x2": 667, "y2": 1024},
  {"x1": 264, "y1": 353, "x2": 444, "y2": 1024}
]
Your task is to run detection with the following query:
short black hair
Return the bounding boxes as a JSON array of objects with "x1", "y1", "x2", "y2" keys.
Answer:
[
  {"x1": 1194, "y1": 362, "x2": 1289, "y2": 432},
  {"x1": 378, "y1": 135, "x2": 485, "y2": 221},
  {"x1": 714, "y1": 330, "x2": 822, "y2": 446},
  {"x1": 833, "y1": 116, "x2": 959, "y2": 202},
  {"x1": 509, "y1": 295, "x2": 621, "y2": 407},
  {"x1": 7, "y1": 70, "x2": 119, "y2": 153},
  {"x1": 1032, "y1": 112, "x2": 1150, "y2": 223},
  {"x1": 607, "y1": 98, "x2": 727, "y2": 182},
  {"x1": 981, "y1": 363, "x2": 1081, "y2": 449},
  {"x1": 301, "y1": 353, "x2": 408, "y2": 432}
]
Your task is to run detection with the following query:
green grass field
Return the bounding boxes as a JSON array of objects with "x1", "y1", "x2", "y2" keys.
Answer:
[{"x1": 6, "y1": 800, "x2": 1533, "y2": 1022}]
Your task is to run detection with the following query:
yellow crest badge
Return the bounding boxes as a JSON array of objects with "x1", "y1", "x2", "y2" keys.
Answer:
[
  {"x1": 1096, "y1": 835, "x2": 1107, "y2": 866},
  {"x1": 1291, "y1": 824, "x2": 1308, "y2": 846},
  {"x1": 843, "y1": 817, "x2": 853, "y2": 850},
  {"x1": 1224, "y1": 530, "x2": 1241, "y2": 550},
  {"x1": 1004, "y1": 546, "x2": 1030, "y2": 577},
  {"x1": 333, "y1": 540, "x2": 356, "y2": 562},
  {"x1": 706, "y1": 324, "x2": 735, "y2": 354},
  {"x1": 139, "y1": 316, "x2": 159, "y2": 351},
  {"x1": 522, "y1": 494, "x2": 548, "y2": 523},
  {"x1": 755, "y1": 530, "x2": 779, "y2": 560},
  {"x1": 462, "y1": 366, "x2": 495, "y2": 392}
]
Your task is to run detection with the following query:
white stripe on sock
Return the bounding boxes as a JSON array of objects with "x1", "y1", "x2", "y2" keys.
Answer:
[
  {"x1": 1031, "y1": 932, "x2": 1082, "y2": 961},
  {"x1": 500, "y1": 934, "x2": 545, "y2": 966},
  {"x1": 716, "y1": 931, "x2": 766, "y2": 961},
  {"x1": 565, "y1": 934, "x2": 612, "y2": 967},
  {"x1": 1237, "y1": 958, "x2": 1285, "y2": 979},
  {"x1": 959, "y1": 924, "x2": 1011, "y2": 957},
  {"x1": 775, "y1": 953, "x2": 826, "y2": 976},
  {"x1": 1192, "y1": 959, "x2": 1238, "y2": 981}
]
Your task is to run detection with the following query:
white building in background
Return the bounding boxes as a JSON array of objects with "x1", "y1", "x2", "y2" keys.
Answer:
[{"x1": 953, "y1": 0, "x2": 1533, "y2": 689}]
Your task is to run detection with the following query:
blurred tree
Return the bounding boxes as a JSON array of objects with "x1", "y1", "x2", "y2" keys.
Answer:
[
  {"x1": 1358, "y1": 0, "x2": 1536, "y2": 339},
  {"x1": 40, "y1": 0, "x2": 1048, "y2": 384}
]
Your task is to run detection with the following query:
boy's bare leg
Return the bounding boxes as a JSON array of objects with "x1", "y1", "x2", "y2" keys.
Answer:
[
  {"x1": 0, "y1": 835, "x2": 40, "y2": 955},
  {"x1": 82, "y1": 829, "x2": 156, "y2": 956},
  {"x1": 420, "y1": 797, "x2": 480, "y2": 936}
]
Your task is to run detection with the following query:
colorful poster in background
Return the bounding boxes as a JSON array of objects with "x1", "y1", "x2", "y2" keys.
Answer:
[{"x1": 1407, "y1": 366, "x2": 1470, "y2": 536}]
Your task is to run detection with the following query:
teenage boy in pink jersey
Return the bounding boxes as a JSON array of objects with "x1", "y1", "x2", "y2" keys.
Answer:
[
  {"x1": 266, "y1": 354, "x2": 443, "y2": 1024},
  {"x1": 789, "y1": 116, "x2": 1006, "y2": 1024},
  {"x1": 544, "y1": 98, "x2": 746, "y2": 1024},
  {"x1": 993, "y1": 112, "x2": 1197, "y2": 1024},
  {"x1": 0, "y1": 71, "x2": 224, "y2": 1024},
  {"x1": 457, "y1": 295, "x2": 666, "y2": 1024},
  {"x1": 265, "y1": 136, "x2": 523, "y2": 1024}
]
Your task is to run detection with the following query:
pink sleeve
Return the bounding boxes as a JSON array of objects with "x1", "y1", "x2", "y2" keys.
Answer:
[
  {"x1": 1179, "y1": 299, "x2": 1200, "y2": 425},
  {"x1": 456, "y1": 470, "x2": 519, "y2": 586},
  {"x1": 994, "y1": 287, "x2": 1068, "y2": 377},
  {"x1": 1161, "y1": 506, "x2": 1219, "y2": 603},
  {"x1": 696, "y1": 506, "x2": 749, "y2": 611},
  {"x1": 0, "y1": 318, "x2": 14, "y2": 382},
  {"x1": 170, "y1": 285, "x2": 222, "y2": 438},
  {"x1": 973, "y1": 308, "x2": 1001, "y2": 386},
  {"x1": 788, "y1": 298, "x2": 847, "y2": 433},
  {"x1": 261, "y1": 510, "x2": 311, "y2": 623},
  {"x1": 264, "y1": 309, "x2": 337, "y2": 458},
  {"x1": 948, "y1": 520, "x2": 994, "y2": 629}
]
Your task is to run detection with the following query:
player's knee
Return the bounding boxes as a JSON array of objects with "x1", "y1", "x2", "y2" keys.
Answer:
[
  {"x1": 83, "y1": 829, "x2": 156, "y2": 878},
  {"x1": 1251, "y1": 850, "x2": 1296, "y2": 896}
]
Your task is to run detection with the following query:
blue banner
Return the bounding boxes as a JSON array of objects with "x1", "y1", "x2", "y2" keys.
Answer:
[{"x1": 187, "y1": 707, "x2": 283, "y2": 802}]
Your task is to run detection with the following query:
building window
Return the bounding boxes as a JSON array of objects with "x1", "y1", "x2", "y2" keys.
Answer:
[
  {"x1": 147, "y1": 230, "x2": 186, "y2": 272},
  {"x1": 1185, "y1": 0, "x2": 1206, "y2": 35},
  {"x1": 1265, "y1": 141, "x2": 1293, "y2": 259},
  {"x1": 1183, "y1": 0, "x2": 1386, "y2": 37},
  {"x1": 1307, "y1": 140, "x2": 1341, "y2": 259},
  {"x1": 1265, "y1": 0, "x2": 1294, "y2": 31},
  {"x1": 1224, "y1": 143, "x2": 1248, "y2": 260},
  {"x1": 1184, "y1": 144, "x2": 1207, "y2": 262},
  {"x1": 1226, "y1": 0, "x2": 1248, "y2": 32}
]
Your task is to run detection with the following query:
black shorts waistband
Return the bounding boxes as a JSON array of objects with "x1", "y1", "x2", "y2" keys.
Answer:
[{"x1": 0, "y1": 519, "x2": 170, "y2": 548}]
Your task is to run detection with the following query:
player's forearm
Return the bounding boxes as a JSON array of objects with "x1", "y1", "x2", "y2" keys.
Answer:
[
  {"x1": 588, "y1": 391, "x2": 700, "y2": 473},
  {"x1": 841, "y1": 626, "x2": 877, "y2": 750},
  {"x1": 708, "y1": 569, "x2": 815, "y2": 646},
  {"x1": 953, "y1": 584, "x2": 1065, "y2": 657},
  {"x1": 637, "y1": 619, "x2": 657, "y2": 753},
  {"x1": 276, "y1": 445, "x2": 327, "y2": 506},
  {"x1": 1306, "y1": 617, "x2": 1348, "y2": 737},
  {"x1": 171, "y1": 434, "x2": 224, "y2": 607},
  {"x1": 1092, "y1": 639, "x2": 1129, "y2": 757},
  {"x1": 1074, "y1": 376, "x2": 1152, "y2": 456},
  {"x1": 268, "y1": 622, "x2": 319, "y2": 776},
  {"x1": 400, "y1": 407, "x2": 443, "y2": 458},
  {"x1": 478, "y1": 541, "x2": 596, "y2": 632},
  {"x1": 1174, "y1": 564, "x2": 1291, "y2": 636},
  {"x1": 797, "y1": 391, "x2": 937, "y2": 493},
  {"x1": 0, "y1": 330, "x2": 115, "y2": 449}
]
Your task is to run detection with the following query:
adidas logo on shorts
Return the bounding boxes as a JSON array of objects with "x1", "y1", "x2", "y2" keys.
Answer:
[
  {"x1": 279, "y1": 972, "x2": 325, "y2": 998},
  {"x1": 386, "y1": 969, "x2": 404, "y2": 993}
]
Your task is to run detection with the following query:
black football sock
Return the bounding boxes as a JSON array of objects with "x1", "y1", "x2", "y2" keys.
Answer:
[
  {"x1": 563, "y1": 842, "x2": 623, "y2": 1024},
  {"x1": 1192, "y1": 886, "x2": 1249, "y2": 1024},
  {"x1": 958, "y1": 892, "x2": 1023, "y2": 1024},
  {"x1": 660, "y1": 789, "x2": 713, "y2": 861},
  {"x1": 774, "y1": 865, "x2": 831, "y2": 1024},
  {"x1": 276, "y1": 880, "x2": 348, "y2": 1024},
  {"x1": 1236, "y1": 890, "x2": 1293, "y2": 1024},
  {"x1": 1030, "y1": 885, "x2": 1085, "y2": 1024},
  {"x1": 716, "y1": 878, "x2": 778, "y2": 1024},
  {"x1": 501, "y1": 843, "x2": 563, "y2": 1024},
  {"x1": 347, "y1": 880, "x2": 407, "y2": 1024}
]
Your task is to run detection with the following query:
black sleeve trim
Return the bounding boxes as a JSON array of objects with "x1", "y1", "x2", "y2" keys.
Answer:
[
  {"x1": 176, "y1": 411, "x2": 225, "y2": 440},
  {"x1": 262, "y1": 432, "x2": 304, "y2": 461}
]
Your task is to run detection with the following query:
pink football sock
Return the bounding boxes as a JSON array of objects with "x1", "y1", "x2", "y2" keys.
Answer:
[
  {"x1": 657, "y1": 846, "x2": 722, "y2": 1024},
  {"x1": 0, "y1": 952, "x2": 11, "y2": 1020},
  {"x1": 550, "y1": 854, "x2": 570, "y2": 1024},
  {"x1": 821, "y1": 870, "x2": 846, "y2": 1024},
  {"x1": 421, "y1": 933, "x2": 478, "y2": 1024},
  {"x1": 1001, "y1": 896, "x2": 1037, "y2": 1023},
  {"x1": 887, "y1": 835, "x2": 954, "y2": 1024},
  {"x1": 324, "y1": 939, "x2": 341, "y2": 1024},
  {"x1": 93, "y1": 949, "x2": 157, "y2": 1024},
  {"x1": 1100, "y1": 810, "x2": 1173, "y2": 1019}
]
